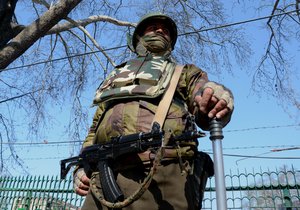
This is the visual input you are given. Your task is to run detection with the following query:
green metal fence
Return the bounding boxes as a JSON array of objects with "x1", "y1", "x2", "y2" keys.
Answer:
[
  {"x1": 1, "y1": 167, "x2": 299, "y2": 210},
  {"x1": 203, "y1": 166, "x2": 300, "y2": 209},
  {"x1": 0, "y1": 176, "x2": 82, "y2": 210}
]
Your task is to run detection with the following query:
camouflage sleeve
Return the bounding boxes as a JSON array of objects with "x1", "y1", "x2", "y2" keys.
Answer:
[
  {"x1": 81, "y1": 103, "x2": 105, "y2": 149},
  {"x1": 176, "y1": 64, "x2": 209, "y2": 129},
  {"x1": 177, "y1": 64, "x2": 208, "y2": 112}
]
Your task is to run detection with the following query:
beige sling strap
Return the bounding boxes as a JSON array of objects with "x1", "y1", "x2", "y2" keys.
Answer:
[{"x1": 152, "y1": 64, "x2": 184, "y2": 128}]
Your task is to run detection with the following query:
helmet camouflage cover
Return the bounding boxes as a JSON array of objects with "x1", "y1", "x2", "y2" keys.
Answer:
[{"x1": 132, "y1": 13, "x2": 178, "y2": 51}]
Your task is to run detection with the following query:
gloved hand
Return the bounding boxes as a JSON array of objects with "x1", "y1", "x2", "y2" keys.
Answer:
[
  {"x1": 73, "y1": 168, "x2": 90, "y2": 196},
  {"x1": 194, "y1": 81, "x2": 234, "y2": 128}
]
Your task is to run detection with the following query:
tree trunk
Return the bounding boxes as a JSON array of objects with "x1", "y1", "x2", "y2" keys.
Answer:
[{"x1": 0, "y1": 0, "x2": 82, "y2": 70}]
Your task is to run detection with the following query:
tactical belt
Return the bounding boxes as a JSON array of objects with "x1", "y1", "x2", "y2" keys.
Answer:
[
  {"x1": 139, "y1": 146, "x2": 195, "y2": 162},
  {"x1": 113, "y1": 145, "x2": 196, "y2": 171}
]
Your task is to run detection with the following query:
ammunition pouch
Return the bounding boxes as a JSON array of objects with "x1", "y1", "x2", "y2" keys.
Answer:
[{"x1": 186, "y1": 151, "x2": 214, "y2": 209}]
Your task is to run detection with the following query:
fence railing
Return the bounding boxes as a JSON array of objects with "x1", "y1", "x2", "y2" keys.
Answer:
[{"x1": 1, "y1": 166, "x2": 299, "y2": 210}]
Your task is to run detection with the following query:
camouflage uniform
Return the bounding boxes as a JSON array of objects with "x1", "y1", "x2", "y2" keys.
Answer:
[{"x1": 80, "y1": 57, "x2": 214, "y2": 209}]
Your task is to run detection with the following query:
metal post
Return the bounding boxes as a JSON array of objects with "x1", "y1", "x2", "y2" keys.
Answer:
[{"x1": 209, "y1": 119, "x2": 227, "y2": 210}]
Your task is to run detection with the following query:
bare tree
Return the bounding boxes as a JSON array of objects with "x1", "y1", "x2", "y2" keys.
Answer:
[
  {"x1": 252, "y1": 0, "x2": 300, "y2": 112},
  {"x1": 0, "y1": 0, "x2": 299, "y2": 174}
]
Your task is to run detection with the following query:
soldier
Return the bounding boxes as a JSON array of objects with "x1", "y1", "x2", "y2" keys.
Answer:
[{"x1": 73, "y1": 13, "x2": 234, "y2": 210}]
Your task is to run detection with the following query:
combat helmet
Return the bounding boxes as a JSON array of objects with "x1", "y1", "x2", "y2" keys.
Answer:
[{"x1": 132, "y1": 12, "x2": 178, "y2": 52}]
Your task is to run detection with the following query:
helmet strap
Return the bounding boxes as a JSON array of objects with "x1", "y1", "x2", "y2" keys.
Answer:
[
  {"x1": 135, "y1": 34, "x2": 149, "y2": 56},
  {"x1": 126, "y1": 32, "x2": 135, "y2": 52}
]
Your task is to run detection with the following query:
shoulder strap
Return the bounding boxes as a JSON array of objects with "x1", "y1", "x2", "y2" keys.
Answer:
[{"x1": 152, "y1": 64, "x2": 185, "y2": 128}]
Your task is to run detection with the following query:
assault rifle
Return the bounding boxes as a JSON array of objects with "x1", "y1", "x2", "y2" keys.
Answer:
[{"x1": 60, "y1": 122, "x2": 205, "y2": 203}]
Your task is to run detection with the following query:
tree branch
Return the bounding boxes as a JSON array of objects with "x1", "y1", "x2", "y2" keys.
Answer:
[
  {"x1": 0, "y1": 0, "x2": 82, "y2": 70},
  {"x1": 48, "y1": 15, "x2": 136, "y2": 34}
]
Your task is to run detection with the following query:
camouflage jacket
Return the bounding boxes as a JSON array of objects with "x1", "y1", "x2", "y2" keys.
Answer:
[{"x1": 82, "y1": 61, "x2": 208, "y2": 149}]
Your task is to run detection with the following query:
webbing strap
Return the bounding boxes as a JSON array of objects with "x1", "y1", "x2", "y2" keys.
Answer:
[{"x1": 152, "y1": 64, "x2": 184, "y2": 128}]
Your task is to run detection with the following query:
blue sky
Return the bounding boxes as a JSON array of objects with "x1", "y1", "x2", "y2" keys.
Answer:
[{"x1": 3, "y1": 1, "x2": 300, "y2": 177}]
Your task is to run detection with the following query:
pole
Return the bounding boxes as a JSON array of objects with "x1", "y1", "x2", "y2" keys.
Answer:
[{"x1": 209, "y1": 119, "x2": 227, "y2": 210}]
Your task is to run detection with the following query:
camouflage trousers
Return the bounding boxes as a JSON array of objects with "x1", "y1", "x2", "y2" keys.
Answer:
[{"x1": 81, "y1": 152, "x2": 213, "y2": 210}]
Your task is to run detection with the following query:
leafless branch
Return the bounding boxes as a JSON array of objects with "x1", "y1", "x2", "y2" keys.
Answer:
[{"x1": 0, "y1": 0, "x2": 82, "y2": 69}]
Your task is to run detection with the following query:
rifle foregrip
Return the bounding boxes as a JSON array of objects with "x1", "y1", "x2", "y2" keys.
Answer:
[{"x1": 98, "y1": 161, "x2": 124, "y2": 203}]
